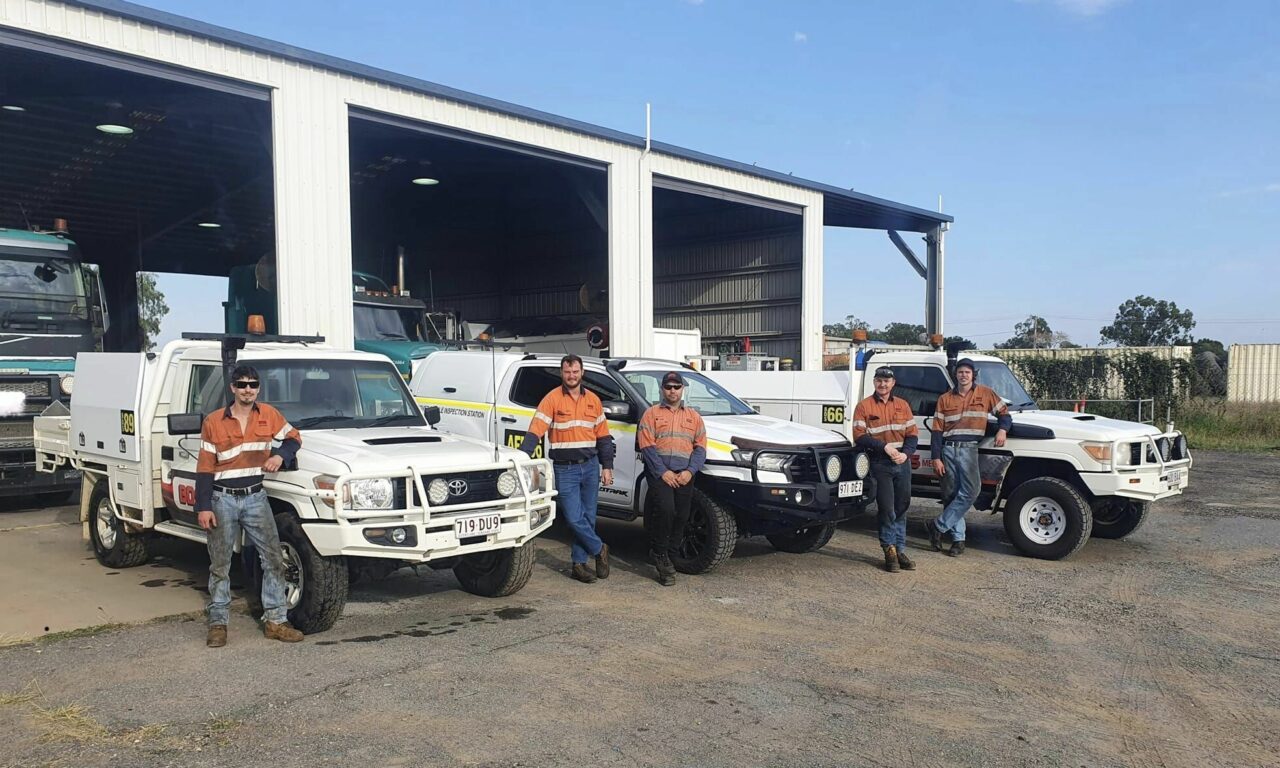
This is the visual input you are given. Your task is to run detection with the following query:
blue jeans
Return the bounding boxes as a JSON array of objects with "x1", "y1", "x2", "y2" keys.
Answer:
[
  {"x1": 553, "y1": 457, "x2": 604, "y2": 565},
  {"x1": 871, "y1": 459, "x2": 911, "y2": 550},
  {"x1": 934, "y1": 442, "x2": 980, "y2": 542},
  {"x1": 207, "y1": 490, "x2": 289, "y2": 626}
]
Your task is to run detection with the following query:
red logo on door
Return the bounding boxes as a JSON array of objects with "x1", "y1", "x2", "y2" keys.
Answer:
[{"x1": 177, "y1": 483, "x2": 196, "y2": 507}]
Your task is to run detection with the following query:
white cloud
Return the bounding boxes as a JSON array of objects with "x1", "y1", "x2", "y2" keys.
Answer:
[
  {"x1": 793, "y1": 31, "x2": 808, "y2": 44},
  {"x1": 1215, "y1": 183, "x2": 1280, "y2": 199}
]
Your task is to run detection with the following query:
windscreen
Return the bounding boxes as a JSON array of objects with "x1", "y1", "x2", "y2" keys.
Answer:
[
  {"x1": 353, "y1": 304, "x2": 419, "y2": 341},
  {"x1": 242, "y1": 359, "x2": 425, "y2": 430},
  {"x1": 623, "y1": 370, "x2": 755, "y2": 416},
  {"x1": 974, "y1": 361, "x2": 1037, "y2": 410},
  {"x1": 0, "y1": 255, "x2": 89, "y2": 317}
]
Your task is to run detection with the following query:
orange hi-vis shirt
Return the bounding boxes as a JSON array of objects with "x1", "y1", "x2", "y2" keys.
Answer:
[
  {"x1": 851, "y1": 393, "x2": 919, "y2": 457},
  {"x1": 637, "y1": 401, "x2": 708, "y2": 475},
  {"x1": 520, "y1": 385, "x2": 616, "y2": 468},
  {"x1": 196, "y1": 402, "x2": 300, "y2": 510},
  {"x1": 929, "y1": 383, "x2": 1011, "y2": 459}
]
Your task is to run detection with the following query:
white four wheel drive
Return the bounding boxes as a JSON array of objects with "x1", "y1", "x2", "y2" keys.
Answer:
[
  {"x1": 710, "y1": 345, "x2": 1193, "y2": 560},
  {"x1": 33, "y1": 335, "x2": 555, "y2": 633},
  {"x1": 410, "y1": 351, "x2": 874, "y2": 575}
]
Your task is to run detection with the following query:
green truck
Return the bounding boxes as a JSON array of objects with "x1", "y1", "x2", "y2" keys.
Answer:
[
  {"x1": 225, "y1": 262, "x2": 446, "y2": 379},
  {"x1": 0, "y1": 226, "x2": 106, "y2": 501}
]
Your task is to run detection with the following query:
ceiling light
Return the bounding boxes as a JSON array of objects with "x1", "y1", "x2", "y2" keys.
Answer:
[
  {"x1": 1, "y1": 105, "x2": 25, "y2": 112},
  {"x1": 95, "y1": 124, "x2": 134, "y2": 135},
  {"x1": 197, "y1": 222, "x2": 221, "y2": 228},
  {"x1": 411, "y1": 177, "x2": 440, "y2": 186}
]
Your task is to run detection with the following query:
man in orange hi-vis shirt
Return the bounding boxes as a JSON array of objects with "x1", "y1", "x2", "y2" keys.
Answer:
[
  {"x1": 518, "y1": 354, "x2": 616, "y2": 584},
  {"x1": 637, "y1": 371, "x2": 707, "y2": 586}
]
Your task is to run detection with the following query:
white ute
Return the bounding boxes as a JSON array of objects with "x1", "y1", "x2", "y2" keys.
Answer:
[
  {"x1": 710, "y1": 343, "x2": 1192, "y2": 560},
  {"x1": 34, "y1": 335, "x2": 555, "y2": 633},
  {"x1": 411, "y1": 351, "x2": 873, "y2": 574}
]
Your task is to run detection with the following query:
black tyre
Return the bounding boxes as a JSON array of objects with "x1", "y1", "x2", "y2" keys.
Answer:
[
  {"x1": 87, "y1": 481, "x2": 148, "y2": 568},
  {"x1": 269, "y1": 512, "x2": 348, "y2": 634},
  {"x1": 454, "y1": 543, "x2": 536, "y2": 597},
  {"x1": 1002, "y1": 477, "x2": 1092, "y2": 560},
  {"x1": 670, "y1": 488, "x2": 737, "y2": 575},
  {"x1": 766, "y1": 521, "x2": 837, "y2": 554},
  {"x1": 1090, "y1": 498, "x2": 1149, "y2": 540}
]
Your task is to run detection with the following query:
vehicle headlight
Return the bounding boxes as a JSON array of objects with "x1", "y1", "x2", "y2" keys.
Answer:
[
  {"x1": 853, "y1": 452, "x2": 871, "y2": 479},
  {"x1": 349, "y1": 478, "x2": 394, "y2": 510},
  {"x1": 497, "y1": 469, "x2": 519, "y2": 497},
  {"x1": 1115, "y1": 442, "x2": 1135, "y2": 466},
  {"x1": 517, "y1": 464, "x2": 542, "y2": 492},
  {"x1": 59, "y1": 375, "x2": 74, "y2": 396},
  {"x1": 823, "y1": 455, "x2": 842, "y2": 483},
  {"x1": 734, "y1": 450, "x2": 790, "y2": 473},
  {"x1": 427, "y1": 478, "x2": 450, "y2": 506},
  {"x1": 1080, "y1": 441, "x2": 1113, "y2": 465}
]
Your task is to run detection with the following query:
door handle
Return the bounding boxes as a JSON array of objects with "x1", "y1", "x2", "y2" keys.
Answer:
[{"x1": 500, "y1": 416, "x2": 517, "y2": 424}]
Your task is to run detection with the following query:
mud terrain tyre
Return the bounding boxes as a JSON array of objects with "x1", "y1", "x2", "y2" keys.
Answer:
[
  {"x1": 767, "y1": 521, "x2": 837, "y2": 553},
  {"x1": 1003, "y1": 477, "x2": 1092, "y2": 560},
  {"x1": 668, "y1": 488, "x2": 737, "y2": 575},
  {"x1": 268, "y1": 512, "x2": 347, "y2": 634},
  {"x1": 1090, "y1": 498, "x2": 1149, "y2": 540},
  {"x1": 88, "y1": 481, "x2": 148, "y2": 568},
  {"x1": 454, "y1": 543, "x2": 536, "y2": 597}
]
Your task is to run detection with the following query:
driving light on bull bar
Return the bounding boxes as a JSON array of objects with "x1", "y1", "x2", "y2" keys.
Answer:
[
  {"x1": 427, "y1": 478, "x2": 450, "y2": 506},
  {"x1": 823, "y1": 455, "x2": 843, "y2": 483},
  {"x1": 59, "y1": 375, "x2": 74, "y2": 396},
  {"x1": 496, "y1": 469, "x2": 519, "y2": 497},
  {"x1": 853, "y1": 452, "x2": 871, "y2": 479},
  {"x1": 389, "y1": 527, "x2": 407, "y2": 544},
  {"x1": 349, "y1": 478, "x2": 394, "y2": 510}
]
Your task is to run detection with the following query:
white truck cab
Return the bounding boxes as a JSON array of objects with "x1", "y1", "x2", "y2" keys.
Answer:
[
  {"x1": 710, "y1": 344, "x2": 1193, "y2": 560},
  {"x1": 410, "y1": 351, "x2": 873, "y2": 574},
  {"x1": 34, "y1": 335, "x2": 555, "y2": 633}
]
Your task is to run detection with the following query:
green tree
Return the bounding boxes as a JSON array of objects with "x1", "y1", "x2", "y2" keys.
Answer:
[
  {"x1": 822, "y1": 315, "x2": 869, "y2": 338},
  {"x1": 872, "y1": 322, "x2": 926, "y2": 345},
  {"x1": 996, "y1": 315, "x2": 1071, "y2": 349},
  {"x1": 138, "y1": 272, "x2": 169, "y2": 352},
  {"x1": 1099, "y1": 295, "x2": 1195, "y2": 347},
  {"x1": 943, "y1": 335, "x2": 974, "y2": 349}
]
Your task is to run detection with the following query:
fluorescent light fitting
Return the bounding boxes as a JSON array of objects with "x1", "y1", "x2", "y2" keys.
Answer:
[
  {"x1": 95, "y1": 123, "x2": 134, "y2": 135},
  {"x1": 197, "y1": 222, "x2": 221, "y2": 228},
  {"x1": 1, "y1": 105, "x2": 25, "y2": 112},
  {"x1": 411, "y1": 177, "x2": 440, "y2": 186}
]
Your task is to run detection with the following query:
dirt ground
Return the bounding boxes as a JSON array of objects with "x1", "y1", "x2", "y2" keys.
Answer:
[{"x1": 0, "y1": 450, "x2": 1277, "y2": 768}]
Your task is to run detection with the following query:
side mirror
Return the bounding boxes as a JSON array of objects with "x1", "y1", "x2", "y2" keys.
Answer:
[
  {"x1": 602, "y1": 400, "x2": 632, "y2": 421},
  {"x1": 422, "y1": 405, "x2": 441, "y2": 426},
  {"x1": 167, "y1": 412, "x2": 204, "y2": 436}
]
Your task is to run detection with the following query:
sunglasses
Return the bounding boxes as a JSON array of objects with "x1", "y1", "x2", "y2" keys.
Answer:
[
  {"x1": 663, "y1": 384, "x2": 683, "y2": 391},
  {"x1": 233, "y1": 380, "x2": 260, "y2": 390}
]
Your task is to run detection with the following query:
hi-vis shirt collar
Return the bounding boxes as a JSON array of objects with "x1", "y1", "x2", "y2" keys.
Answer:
[
  {"x1": 222, "y1": 402, "x2": 261, "y2": 419},
  {"x1": 872, "y1": 392, "x2": 896, "y2": 404},
  {"x1": 660, "y1": 399, "x2": 687, "y2": 411}
]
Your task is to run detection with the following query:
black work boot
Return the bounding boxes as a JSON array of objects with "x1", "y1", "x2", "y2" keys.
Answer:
[
  {"x1": 948, "y1": 540, "x2": 966, "y2": 557},
  {"x1": 896, "y1": 548, "x2": 916, "y2": 571},
  {"x1": 571, "y1": 563, "x2": 597, "y2": 583},
  {"x1": 653, "y1": 550, "x2": 676, "y2": 587},
  {"x1": 925, "y1": 520, "x2": 945, "y2": 552},
  {"x1": 595, "y1": 543, "x2": 611, "y2": 579},
  {"x1": 883, "y1": 545, "x2": 901, "y2": 573}
]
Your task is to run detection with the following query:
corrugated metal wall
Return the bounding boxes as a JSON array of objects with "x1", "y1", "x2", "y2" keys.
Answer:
[
  {"x1": 1228, "y1": 344, "x2": 1280, "y2": 403},
  {"x1": 654, "y1": 194, "x2": 803, "y2": 363}
]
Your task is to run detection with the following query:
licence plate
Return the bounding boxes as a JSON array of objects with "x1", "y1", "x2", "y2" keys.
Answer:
[
  {"x1": 1165, "y1": 469, "x2": 1183, "y2": 486},
  {"x1": 838, "y1": 480, "x2": 863, "y2": 498},
  {"x1": 454, "y1": 512, "x2": 501, "y2": 539}
]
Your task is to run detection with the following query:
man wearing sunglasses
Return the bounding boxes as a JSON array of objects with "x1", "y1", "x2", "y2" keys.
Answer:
[
  {"x1": 637, "y1": 371, "x2": 707, "y2": 586},
  {"x1": 196, "y1": 365, "x2": 303, "y2": 647}
]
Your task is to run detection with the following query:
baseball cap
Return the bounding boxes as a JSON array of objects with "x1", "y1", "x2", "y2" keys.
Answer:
[
  {"x1": 955, "y1": 358, "x2": 977, "y2": 372},
  {"x1": 662, "y1": 371, "x2": 685, "y2": 387},
  {"x1": 873, "y1": 366, "x2": 895, "y2": 379}
]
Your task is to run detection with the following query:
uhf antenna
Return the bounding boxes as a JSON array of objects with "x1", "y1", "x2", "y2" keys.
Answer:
[
  {"x1": 17, "y1": 203, "x2": 32, "y2": 231},
  {"x1": 489, "y1": 338, "x2": 500, "y2": 462}
]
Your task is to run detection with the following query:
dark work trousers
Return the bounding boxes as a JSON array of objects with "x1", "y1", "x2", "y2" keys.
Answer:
[
  {"x1": 648, "y1": 475, "x2": 694, "y2": 556},
  {"x1": 871, "y1": 459, "x2": 912, "y2": 550}
]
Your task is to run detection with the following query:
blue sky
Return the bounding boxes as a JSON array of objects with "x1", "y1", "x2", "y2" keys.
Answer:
[{"x1": 149, "y1": 0, "x2": 1279, "y2": 347}]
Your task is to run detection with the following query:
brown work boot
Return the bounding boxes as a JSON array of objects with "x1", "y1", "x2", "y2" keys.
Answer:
[
  {"x1": 595, "y1": 542, "x2": 610, "y2": 579},
  {"x1": 896, "y1": 549, "x2": 916, "y2": 571},
  {"x1": 571, "y1": 563, "x2": 598, "y2": 583},
  {"x1": 206, "y1": 625, "x2": 227, "y2": 648},
  {"x1": 263, "y1": 621, "x2": 304, "y2": 643},
  {"x1": 883, "y1": 545, "x2": 901, "y2": 573}
]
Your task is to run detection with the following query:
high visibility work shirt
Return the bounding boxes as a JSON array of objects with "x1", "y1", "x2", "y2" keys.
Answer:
[
  {"x1": 196, "y1": 403, "x2": 301, "y2": 511},
  {"x1": 929, "y1": 384, "x2": 1012, "y2": 460},
  {"x1": 519, "y1": 385, "x2": 616, "y2": 468},
  {"x1": 637, "y1": 400, "x2": 708, "y2": 476},
  {"x1": 852, "y1": 393, "x2": 918, "y2": 458}
]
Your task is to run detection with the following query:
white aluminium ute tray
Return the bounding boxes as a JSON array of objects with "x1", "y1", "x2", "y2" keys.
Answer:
[
  {"x1": 708, "y1": 370, "x2": 851, "y2": 405},
  {"x1": 69, "y1": 353, "x2": 149, "y2": 463}
]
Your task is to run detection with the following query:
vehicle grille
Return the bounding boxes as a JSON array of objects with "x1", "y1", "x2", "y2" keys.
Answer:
[
  {"x1": 789, "y1": 448, "x2": 859, "y2": 484},
  {"x1": 0, "y1": 379, "x2": 50, "y2": 398},
  {"x1": 0, "y1": 420, "x2": 34, "y2": 450},
  {"x1": 416, "y1": 469, "x2": 505, "y2": 510}
]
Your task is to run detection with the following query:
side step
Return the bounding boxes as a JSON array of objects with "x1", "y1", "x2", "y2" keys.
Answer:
[{"x1": 153, "y1": 520, "x2": 208, "y2": 545}]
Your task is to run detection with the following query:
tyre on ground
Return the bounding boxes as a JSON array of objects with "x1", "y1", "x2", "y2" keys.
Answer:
[
  {"x1": 453, "y1": 542, "x2": 536, "y2": 597},
  {"x1": 1002, "y1": 476, "x2": 1092, "y2": 560},
  {"x1": 265, "y1": 512, "x2": 348, "y2": 634},
  {"x1": 654, "y1": 487, "x2": 736, "y2": 575},
  {"x1": 1089, "y1": 498, "x2": 1149, "y2": 539},
  {"x1": 88, "y1": 480, "x2": 148, "y2": 568}
]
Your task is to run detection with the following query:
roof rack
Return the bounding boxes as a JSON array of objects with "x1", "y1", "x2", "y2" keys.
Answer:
[{"x1": 181, "y1": 332, "x2": 325, "y2": 344}]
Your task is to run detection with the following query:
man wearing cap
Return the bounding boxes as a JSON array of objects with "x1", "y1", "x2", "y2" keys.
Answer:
[
  {"x1": 637, "y1": 371, "x2": 707, "y2": 586},
  {"x1": 926, "y1": 358, "x2": 1012, "y2": 557},
  {"x1": 852, "y1": 366, "x2": 920, "y2": 572}
]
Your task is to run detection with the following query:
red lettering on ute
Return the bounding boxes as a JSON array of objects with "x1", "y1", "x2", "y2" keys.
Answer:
[{"x1": 178, "y1": 484, "x2": 196, "y2": 507}]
